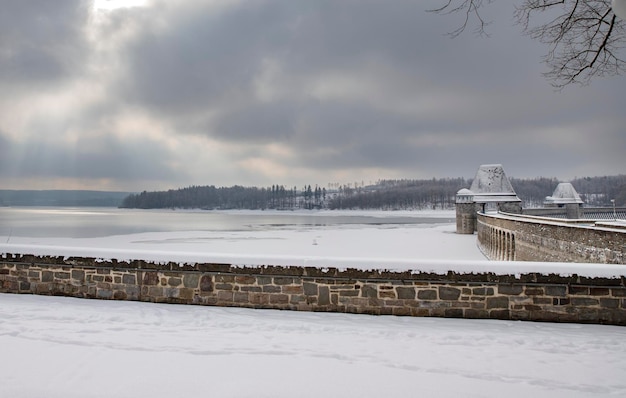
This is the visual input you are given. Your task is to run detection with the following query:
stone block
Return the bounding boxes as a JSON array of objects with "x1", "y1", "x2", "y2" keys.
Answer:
[
  {"x1": 410, "y1": 308, "x2": 430, "y2": 317},
  {"x1": 589, "y1": 288, "x2": 610, "y2": 296},
  {"x1": 71, "y1": 270, "x2": 85, "y2": 282},
  {"x1": 283, "y1": 285, "x2": 303, "y2": 295},
  {"x1": 122, "y1": 273, "x2": 136, "y2": 285},
  {"x1": 257, "y1": 276, "x2": 273, "y2": 285},
  {"x1": 274, "y1": 277, "x2": 294, "y2": 285},
  {"x1": 241, "y1": 286, "x2": 262, "y2": 292},
  {"x1": 148, "y1": 286, "x2": 164, "y2": 298},
  {"x1": 233, "y1": 292, "x2": 249, "y2": 303},
  {"x1": 200, "y1": 275, "x2": 213, "y2": 292},
  {"x1": 464, "y1": 309, "x2": 489, "y2": 319},
  {"x1": 486, "y1": 296, "x2": 509, "y2": 309},
  {"x1": 217, "y1": 291, "x2": 233, "y2": 302},
  {"x1": 438, "y1": 287, "x2": 461, "y2": 300},
  {"x1": 97, "y1": 289, "x2": 113, "y2": 299},
  {"x1": 290, "y1": 295, "x2": 307, "y2": 305},
  {"x1": 142, "y1": 272, "x2": 159, "y2": 286},
  {"x1": 489, "y1": 310, "x2": 510, "y2": 320},
  {"x1": 269, "y1": 294, "x2": 289, "y2": 304},
  {"x1": 545, "y1": 286, "x2": 566, "y2": 297},
  {"x1": 396, "y1": 287, "x2": 416, "y2": 300},
  {"x1": 472, "y1": 287, "x2": 494, "y2": 296},
  {"x1": 444, "y1": 308, "x2": 464, "y2": 318},
  {"x1": 178, "y1": 288, "x2": 195, "y2": 300},
  {"x1": 569, "y1": 286, "x2": 589, "y2": 295},
  {"x1": 392, "y1": 307, "x2": 412, "y2": 316},
  {"x1": 578, "y1": 308, "x2": 599, "y2": 322},
  {"x1": 249, "y1": 292, "x2": 270, "y2": 305},
  {"x1": 303, "y1": 282, "x2": 318, "y2": 296},
  {"x1": 183, "y1": 274, "x2": 199, "y2": 288},
  {"x1": 54, "y1": 272, "x2": 70, "y2": 280},
  {"x1": 497, "y1": 284, "x2": 523, "y2": 295},
  {"x1": 361, "y1": 284, "x2": 377, "y2": 298},
  {"x1": 339, "y1": 290, "x2": 359, "y2": 297},
  {"x1": 262, "y1": 285, "x2": 281, "y2": 293},
  {"x1": 215, "y1": 275, "x2": 235, "y2": 283},
  {"x1": 571, "y1": 297, "x2": 599, "y2": 306},
  {"x1": 599, "y1": 298, "x2": 620, "y2": 309},
  {"x1": 168, "y1": 278, "x2": 182, "y2": 287},
  {"x1": 417, "y1": 289, "x2": 437, "y2": 300},
  {"x1": 125, "y1": 285, "x2": 140, "y2": 300},
  {"x1": 610, "y1": 288, "x2": 626, "y2": 297},
  {"x1": 318, "y1": 286, "x2": 330, "y2": 305},
  {"x1": 524, "y1": 287, "x2": 544, "y2": 296},
  {"x1": 235, "y1": 276, "x2": 256, "y2": 285}
]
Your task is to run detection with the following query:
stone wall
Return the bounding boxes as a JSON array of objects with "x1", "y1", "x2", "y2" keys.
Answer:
[
  {"x1": 1, "y1": 254, "x2": 625, "y2": 325},
  {"x1": 477, "y1": 213, "x2": 626, "y2": 264}
]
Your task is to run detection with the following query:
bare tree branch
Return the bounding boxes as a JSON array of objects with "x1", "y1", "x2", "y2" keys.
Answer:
[
  {"x1": 431, "y1": 0, "x2": 626, "y2": 87},
  {"x1": 428, "y1": 0, "x2": 495, "y2": 38}
]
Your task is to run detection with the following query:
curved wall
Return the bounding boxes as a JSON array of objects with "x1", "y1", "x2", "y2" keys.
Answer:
[{"x1": 477, "y1": 213, "x2": 626, "y2": 264}]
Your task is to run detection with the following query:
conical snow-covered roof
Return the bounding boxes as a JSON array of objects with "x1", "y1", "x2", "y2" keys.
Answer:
[
  {"x1": 544, "y1": 182, "x2": 583, "y2": 205},
  {"x1": 468, "y1": 164, "x2": 521, "y2": 203}
]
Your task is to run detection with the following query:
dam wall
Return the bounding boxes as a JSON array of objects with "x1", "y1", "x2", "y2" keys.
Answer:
[{"x1": 477, "y1": 212, "x2": 626, "y2": 264}]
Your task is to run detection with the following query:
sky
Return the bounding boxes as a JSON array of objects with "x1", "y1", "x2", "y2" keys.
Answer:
[{"x1": 1, "y1": 0, "x2": 624, "y2": 192}]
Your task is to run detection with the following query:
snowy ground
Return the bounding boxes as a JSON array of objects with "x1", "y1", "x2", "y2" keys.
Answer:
[
  {"x1": 2, "y1": 210, "x2": 626, "y2": 397},
  {"x1": 1, "y1": 294, "x2": 625, "y2": 398}
]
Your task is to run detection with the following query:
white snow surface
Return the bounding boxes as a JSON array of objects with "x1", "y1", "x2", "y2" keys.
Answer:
[
  {"x1": 2, "y1": 209, "x2": 625, "y2": 277},
  {"x1": 1, "y1": 294, "x2": 625, "y2": 398}
]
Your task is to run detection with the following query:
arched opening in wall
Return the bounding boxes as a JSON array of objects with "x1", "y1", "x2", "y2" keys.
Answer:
[{"x1": 510, "y1": 233, "x2": 516, "y2": 261}]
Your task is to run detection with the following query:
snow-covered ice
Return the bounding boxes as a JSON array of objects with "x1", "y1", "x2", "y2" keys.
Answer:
[
  {"x1": 2, "y1": 211, "x2": 625, "y2": 278},
  {"x1": 1, "y1": 294, "x2": 625, "y2": 398}
]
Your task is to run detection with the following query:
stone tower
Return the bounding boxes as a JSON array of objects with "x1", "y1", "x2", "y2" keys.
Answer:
[
  {"x1": 544, "y1": 182, "x2": 584, "y2": 219},
  {"x1": 456, "y1": 164, "x2": 522, "y2": 234}
]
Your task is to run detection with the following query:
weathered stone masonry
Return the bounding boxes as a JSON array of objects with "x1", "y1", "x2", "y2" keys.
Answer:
[
  {"x1": 1, "y1": 254, "x2": 625, "y2": 325},
  {"x1": 478, "y1": 213, "x2": 626, "y2": 264}
]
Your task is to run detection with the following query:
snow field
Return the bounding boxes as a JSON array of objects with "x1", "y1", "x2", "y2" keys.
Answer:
[{"x1": 1, "y1": 294, "x2": 625, "y2": 398}]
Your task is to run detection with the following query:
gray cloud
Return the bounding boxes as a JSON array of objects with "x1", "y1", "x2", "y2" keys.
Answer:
[
  {"x1": 0, "y1": 132, "x2": 182, "y2": 183},
  {"x1": 0, "y1": 1, "x2": 89, "y2": 88},
  {"x1": 0, "y1": 0, "x2": 624, "y2": 190}
]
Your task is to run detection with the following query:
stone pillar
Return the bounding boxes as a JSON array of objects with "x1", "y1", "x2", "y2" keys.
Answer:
[
  {"x1": 565, "y1": 203, "x2": 583, "y2": 219},
  {"x1": 456, "y1": 202, "x2": 477, "y2": 234}
]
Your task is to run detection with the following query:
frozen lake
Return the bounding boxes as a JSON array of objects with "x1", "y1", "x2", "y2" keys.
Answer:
[
  {"x1": 1, "y1": 207, "x2": 491, "y2": 267},
  {"x1": 0, "y1": 207, "x2": 454, "y2": 238}
]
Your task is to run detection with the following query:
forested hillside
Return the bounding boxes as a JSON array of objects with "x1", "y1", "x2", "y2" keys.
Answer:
[
  {"x1": 0, "y1": 190, "x2": 132, "y2": 207},
  {"x1": 119, "y1": 175, "x2": 626, "y2": 210}
]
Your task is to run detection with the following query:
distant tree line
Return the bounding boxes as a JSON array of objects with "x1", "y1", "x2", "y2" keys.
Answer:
[
  {"x1": 119, "y1": 175, "x2": 626, "y2": 210},
  {"x1": 120, "y1": 184, "x2": 326, "y2": 210}
]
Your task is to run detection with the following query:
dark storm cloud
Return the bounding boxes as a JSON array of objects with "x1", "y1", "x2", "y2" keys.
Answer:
[
  {"x1": 1, "y1": 0, "x2": 624, "y2": 190},
  {"x1": 0, "y1": 1, "x2": 89, "y2": 88}
]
